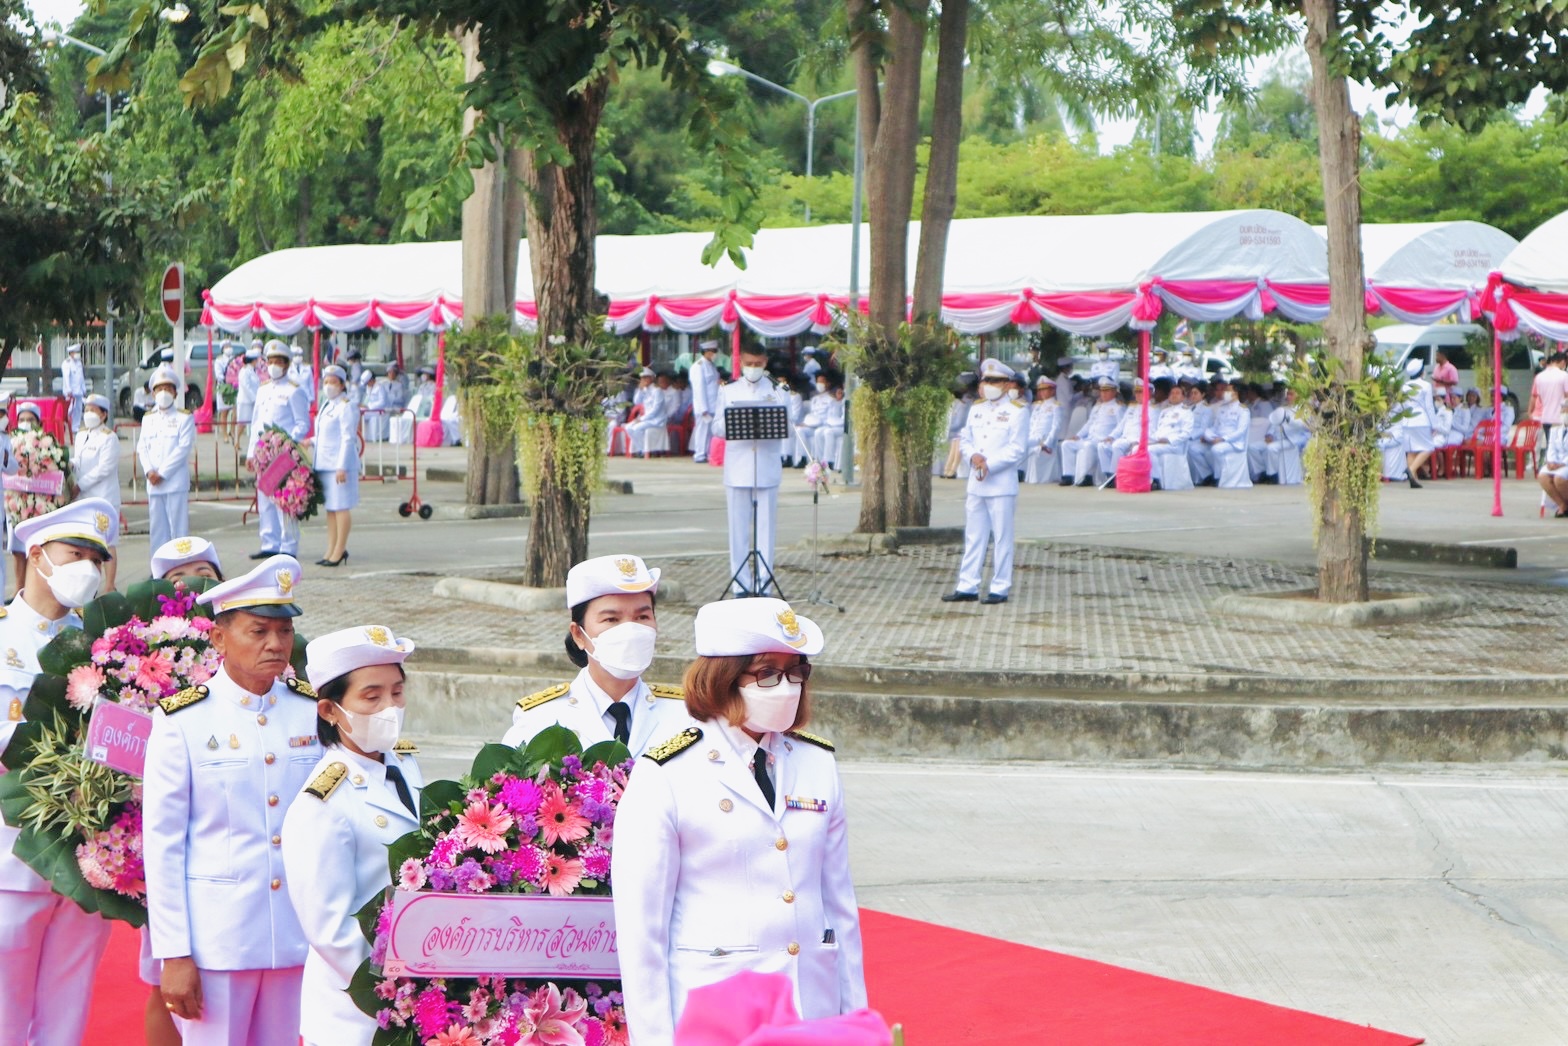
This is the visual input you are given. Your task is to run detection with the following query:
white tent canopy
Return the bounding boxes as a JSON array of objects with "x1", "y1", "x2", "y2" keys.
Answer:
[
  {"x1": 1499, "y1": 209, "x2": 1568, "y2": 295},
  {"x1": 205, "y1": 210, "x2": 1336, "y2": 338},
  {"x1": 1356, "y1": 221, "x2": 1517, "y2": 291}
]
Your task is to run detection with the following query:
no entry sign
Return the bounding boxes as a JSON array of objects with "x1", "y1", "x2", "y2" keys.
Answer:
[{"x1": 161, "y1": 263, "x2": 184, "y2": 326}]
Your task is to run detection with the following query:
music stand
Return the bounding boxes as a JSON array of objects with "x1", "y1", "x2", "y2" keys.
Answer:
[{"x1": 722, "y1": 403, "x2": 789, "y2": 599}]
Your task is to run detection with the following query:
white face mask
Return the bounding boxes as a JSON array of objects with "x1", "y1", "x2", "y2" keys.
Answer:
[
  {"x1": 15, "y1": 421, "x2": 31, "y2": 431},
  {"x1": 1007, "y1": 388, "x2": 1022, "y2": 401},
  {"x1": 580, "y1": 621, "x2": 657, "y2": 681},
  {"x1": 980, "y1": 384, "x2": 1005, "y2": 401},
  {"x1": 41, "y1": 548, "x2": 101, "y2": 609},
  {"x1": 268, "y1": 364, "x2": 287, "y2": 380},
  {"x1": 154, "y1": 391, "x2": 175, "y2": 410},
  {"x1": 324, "y1": 384, "x2": 343, "y2": 401},
  {"x1": 739, "y1": 680, "x2": 801, "y2": 735},
  {"x1": 83, "y1": 413, "x2": 103, "y2": 430},
  {"x1": 816, "y1": 383, "x2": 828, "y2": 393},
  {"x1": 337, "y1": 704, "x2": 405, "y2": 754},
  {"x1": 742, "y1": 365, "x2": 768, "y2": 383}
]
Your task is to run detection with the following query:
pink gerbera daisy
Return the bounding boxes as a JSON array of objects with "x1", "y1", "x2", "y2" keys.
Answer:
[
  {"x1": 428, "y1": 1025, "x2": 481, "y2": 1046},
  {"x1": 65, "y1": 663, "x2": 105, "y2": 711},
  {"x1": 455, "y1": 801, "x2": 514, "y2": 854},
  {"x1": 537, "y1": 786, "x2": 590, "y2": 846},
  {"x1": 542, "y1": 854, "x2": 585, "y2": 897}
]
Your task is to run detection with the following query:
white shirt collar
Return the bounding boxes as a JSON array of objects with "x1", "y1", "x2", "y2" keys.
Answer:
[
  {"x1": 6, "y1": 592, "x2": 78, "y2": 636},
  {"x1": 713, "y1": 716, "x2": 775, "y2": 767},
  {"x1": 578, "y1": 667, "x2": 648, "y2": 730}
]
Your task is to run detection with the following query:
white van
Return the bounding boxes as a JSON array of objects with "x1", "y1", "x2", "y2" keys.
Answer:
[{"x1": 1372, "y1": 322, "x2": 1541, "y2": 394}]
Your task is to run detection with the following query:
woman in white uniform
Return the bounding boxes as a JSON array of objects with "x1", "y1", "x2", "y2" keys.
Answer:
[
  {"x1": 312, "y1": 365, "x2": 359, "y2": 567},
  {"x1": 612, "y1": 597, "x2": 866, "y2": 1044},
  {"x1": 281, "y1": 624, "x2": 420, "y2": 1046},
  {"x1": 152, "y1": 535, "x2": 224, "y2": 583},
  {"x1": 72, "y1": 393, "x2": 121, "y2": 590}
]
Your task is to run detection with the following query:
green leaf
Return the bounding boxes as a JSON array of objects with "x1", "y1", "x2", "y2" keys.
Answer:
[
  {"x1": 580, "y1": 739, "x2": 631, "y2": 769},
  {"x1": 290, "y1": 632, "x2": 309, "y2": 678},
  {"x1": 519, "y1": 724, "x2": 582, "y2": 778},
  {"x1": 37, "y1": 628, "x2": 94, "y2": 678},
  {"x1": 354, "y1": 889, "x2": 386, "y2": 946},
  {"x1": 347, "y1": 956, "x2": 385, "y2": 1023},
  {"x1": 13, "y1": 823, "x2": 99, "y2": 913},
  {"x1": 417, "y1": 779, "x2": 464, "y2": 824},
  {"x1": 469, "y1": 742, "x2": 523, "y2": 783},
  {"x1": 82, "y1": 591, "x2": 134, "y2": 639},
  {"x1": 22, "y1": 675, "x2": 75, "y2": 726},
  {"x1": 385, "y1": 828, "x2": 428, "y2": 881},
  {"x1": 0, "y1": 765, "x2": 36, "y2": 828},
  {"x1": 124, "y1": 579, "x2": 178, "y2": 623}
]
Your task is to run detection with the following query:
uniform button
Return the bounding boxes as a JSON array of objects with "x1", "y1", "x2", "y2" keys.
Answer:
[
  {"x1": 271, "y1": 835, "x2": 281, "y2": 846},
  {"x1": 374, "y1": 815, "x2": 388, "y2": 828},
  {"x1": 782, "y1": 890, "x2": 795, "y2": 903},
  {"x1": 241, "y1": 697, "x2": 251, "y2": 706},
  {"x1": 264, "y1": 753, "x2": 275, "y2": 765},
  {"x1": 775, "y1": 838, "x2": 788, "y2": 851},
  {"x1": 352, "y1": 774, "x2": 366, "y2": 786},
  {"x1": 270, "y1": 879, "x2": 281, "y2": 890},
  {"x1": 787, "y1": 942, "x2": 800, "y2": 956},
  {"x1": 719, "y1": 799, "x2": 733, "y2": 813},
  {"x1": 257, "y1": 714, "x2": 268, "y2": 725},
  {"x1": 708, "y1": 750, "x2": 720, "y2": 761},
  {"x1": 267, "y1": 794, "x2": 279, "y2": 807}
]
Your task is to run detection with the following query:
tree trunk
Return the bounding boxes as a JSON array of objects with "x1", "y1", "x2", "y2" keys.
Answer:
[
  {"x1": 1304, "y1": 0, "x2": 1370, "y2": 603},
  {"x1": 515, "y1": 80, "x2": 607, "y2": 587},
  {"x1": 849, "y1": 0, "x2": 925, "y2": 535},
  {"x1": 459, "y1": 29, "x2": 522, "y2": 508},
  {"x1": 911, "y1": 0, "x2": 966, "y2": 322}
]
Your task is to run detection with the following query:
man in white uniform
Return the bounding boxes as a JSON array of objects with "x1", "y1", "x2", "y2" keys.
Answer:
[
  {"x1": 1024, "y1": 375, "x2": 1062, "y2": 484},
  {"x1": 626, "y1": 368, "x2": 670, "y2": 456},
  {"x1": 943, "y1": 359, "x2": 1030, "y2": 605},
  {"x1": 288, "y1": 346, "x2": 315, "y2": 407},
  {"x1": 0, "y1": 500, "x2": 117, "y2": 1046},
  {"x1": 503, "y1": 555, "x2": 690, "y2": 754},
  {"x1": 247, "y1": 342, "x2": 311, "y2": 558},
  {"x1": 1148, "y1": 389, "x2": 1197, "y2": 491},
  {"x1": 138, "y1": 365, "x2": 197, "y2": 553},
  {"x1": 689, "y1": 340, "x2": 722, "y2": 462},
  {"x1": 1197, "y1": 377, "x2": 1253, "y2": 488},
  {"x1": 1101, "y1": 378, "x2": 1155, "y2": 484},
  {"x1": 716, "y1": 346, "x2": 793, "y2": 597},
  {"x1": 1088, "y1": 345, "x2": 1118, "y2": 382},
  {"x1": 61, "y1": 343, "x2": 86, "y2": 431},
  {"x1": 235, "y1": 343, "x2": 263, "y2": 448},
  {"x1": 1059, "y1": 377, "x2": 1124, "y2": 487},
  {"x1": 145, "y1": 555, "x2": 319, "y2": 1046}
]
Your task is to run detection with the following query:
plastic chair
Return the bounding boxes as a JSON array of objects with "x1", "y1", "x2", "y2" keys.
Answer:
[
  {"x1": 1458, "y1": 420, "x2": 1495, "y2": 479},
  {"x1": 1506, "y1": 420, "x2": 1541, "y2": 479}
]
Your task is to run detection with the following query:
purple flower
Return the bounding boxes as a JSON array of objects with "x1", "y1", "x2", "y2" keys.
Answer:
[
  {"x1": 498, "y1": 777, "x2": 544, "y2": 817},
  {"x1": 428, "y1": 867, "x2": 455, "y2": 892},
  {"x1": 561, "y1": 754, "x2": 583, "y2": 777}
]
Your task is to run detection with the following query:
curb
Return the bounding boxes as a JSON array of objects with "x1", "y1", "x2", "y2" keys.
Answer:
[
  {"x1": 424, "y1": 469, "x2": 632, "y2": 496},
  {"x1": 1373, "y1": 537, "x2": 1517, "y2": 569},
  {"x1": 429, "y1": 578, "x2": 689, "y2": 613},
  {"x1": 1212, "y1": 589, "x2": 1468, "y2": 627},
  {"x1": 427, "y1": 503, "x2": 529, "y2": 521}
]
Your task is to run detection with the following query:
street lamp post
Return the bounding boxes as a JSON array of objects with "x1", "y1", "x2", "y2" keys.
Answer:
[{"x1": 707, "y1": 60, "x2": 854, "y2": 223}]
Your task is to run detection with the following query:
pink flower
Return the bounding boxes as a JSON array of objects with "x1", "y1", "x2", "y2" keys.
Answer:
[
  {"x1": 427, "y1": 1024, "x2": 481, "y2": 1046},
  {"x1": 538, "y1": 786, "x2": 590, "y2": 846},
  {"x1": 542, "y1": 854, "x2": 584, "y2": 897},
  {"x1": 399, "y1": 858, "x2": 428, "y2": 890},
  {"x1": 454, "y1": 801, "x2": 514, "y2": 854},
  {"x1": 65, "y1": 664, "x2": 104, "y2": 711},
  {"x1": 146, "y1": 615, "x2": 193, "y2": 640},
  {"x1": 516, "y1": 983, "x2": 588, "y2": 1046},
  {"x1": 133, "y1": 652, "x2": 175, "y2": 694}
]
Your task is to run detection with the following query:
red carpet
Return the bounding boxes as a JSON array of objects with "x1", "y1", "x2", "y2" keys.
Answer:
[
  {"x1": 91, "y1": 914, "x2": 1424, "y2": 1045},
  {"x1": 860, "y1": 910, "x2": 1423, "y2": 1045}
]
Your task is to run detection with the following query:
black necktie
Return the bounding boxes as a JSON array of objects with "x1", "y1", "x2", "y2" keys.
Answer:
[
  {"x1": 752, "y1": 750, "x2": 775, "y2": 809},
  {"x1": 384, "y1": 763, "x2": 415, "y2": 815},
  {"x1": 607, "y1": 702, "x2": 632, "y2": 745}
]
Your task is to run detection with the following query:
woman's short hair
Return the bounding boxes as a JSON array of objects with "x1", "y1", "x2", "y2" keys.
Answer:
[
  {"x1": 316, "y1": 663, "x2": 407, "y2": 746},
  {"x1": 564, "y1": 592, "x2": 657, "y2": 668},
  {"x1": 681, "y1": 654, "x2": 811, "y2": 731}
]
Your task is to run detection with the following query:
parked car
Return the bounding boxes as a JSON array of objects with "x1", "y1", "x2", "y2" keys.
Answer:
[
  {"x1": 115, "y1": 341, "x2": 218, "y2": 412},
  {"x1": 1371, "y1": 323, "x2": 1541, "y2": 394}
]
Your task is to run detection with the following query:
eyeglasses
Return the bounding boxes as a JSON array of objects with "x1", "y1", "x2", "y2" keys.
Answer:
[{"x1": 744, "y1": 663, "x2": 812, "y2": 687}]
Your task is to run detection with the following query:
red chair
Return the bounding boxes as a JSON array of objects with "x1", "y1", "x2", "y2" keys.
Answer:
[
  {"x1": 667, "y1": 405, "x2": 694, "y2": 457},
  {"x1": 1506, "y1": 420, "x2": 1541, "y2": 479},
  {"x1": 1457, "y1": 420, "x2": 1495, "y2": 479},
  {"x1": 607, "y1": 403, "x2": 643, "y2": 457}
]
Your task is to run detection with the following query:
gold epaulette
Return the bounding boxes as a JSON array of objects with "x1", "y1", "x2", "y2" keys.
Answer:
[
  {"x1": 649, "y1": 683, "x2": 685, "y2": 701},
  {"x1": 392, "y1": 739, "x2": 419, "y2": 755},
  {"x1": 786, "y1": 729, "x2": 835, "y2": 752},
  {"x1": 285, "y1": 677, "x2": 317, "y2": 699},
  {"x1": 305, "y1": 762, "x2": 347, "y2": 800},
  {"x1": 158, "y1": 685, "x2": 209, "y2": 715},
  {"x1": 517, "y1": 682, "x2": 570, "y2": 712},
  {"x1": 647, "y1": 726, "x2": 702, "y2": 765}
]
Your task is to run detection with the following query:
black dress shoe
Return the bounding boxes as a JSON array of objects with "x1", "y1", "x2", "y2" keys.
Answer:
[
  {"x1": 315, "y1": 558, "x2": 332, "y2": 566},
  {"x1": 249, "y1": 549, "x2": 280, "y2": 560},
  {"x1": 1105, "y1": 478, "x2": 1117, "y2": 490},
  {"x1": 981, "y1": 593, "x2": 1009, "y2": 605},
  {"x1": 1058, "y1": 478, "x2": 1074, "y2": 487},
  {"x1": 1151, "y1": 480, "x2": 1162, "y2": 491},
  {"x1": 1408, "y1": 477, "x2": 1422, "y2": 489},
  {"x1": 1076, "y1": 477, "x2": 1094, "y2": 488},
  {"x1": 941, "y1": 591, "x2": 979, "y2": 603}
]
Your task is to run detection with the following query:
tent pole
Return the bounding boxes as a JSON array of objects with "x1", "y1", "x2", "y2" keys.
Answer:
[{"x1": 1492, "y1": 329, "x2": 1503, "y2": 516}]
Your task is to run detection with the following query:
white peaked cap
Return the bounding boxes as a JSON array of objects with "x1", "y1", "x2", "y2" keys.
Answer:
[
  {"x1": 694, "y1": 598, "x2": 825, "y2": 657},
  {"x1": 978, "y1": 359, "x2": 1015, "y2": 380},
  {"x1": 14, "y1": 497, "x2": 118, "y2": 554},
  {"x1": 197, "y1": 554, "x2": 304, "y2": 618},
  {"x1": 305, "y1": 624, "x2": 415, "y2": 692},
  {"x1": 565, "y1": 554, "x2": 661, "y2": 609},
  {"x1": 151, "y1": 535, "x2": 222, "y2": 580}
]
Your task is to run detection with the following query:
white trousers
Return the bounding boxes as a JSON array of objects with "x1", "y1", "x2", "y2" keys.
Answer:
[
  {"x1": 627, "y1": 419, "x2": 666, "y2": 455},
  {"x1": 67, "y1": 397, "x2": 83, "y2": 431},
  {"x1": 148, "y1": 491, "x2": 188, "y2": 552},
  {"x1": 956, "y1": 493, "x2": 1016, "y2": 596},
  {"x1": 1269, "y1": 442, "x2": 1305, "y2": 485},
  {"x1": 1247, "y1": 438, "x2": 1272, "y2": 478},
  {"x1": 1064, "y1": 439, "x2": 1104, "y2": 483},
  {"x1": 1150, "y1": 444, "x2": 1193, "y2": 490},
  {"x1": 1212, "y1": 443, "x2": 1253, "y2": 488},
  {"x1": 1099, "y1": 438, "x2": 1136, "y2": 478},
  {"x1": 1380, "y1": 438, "x2": 1408, "y2": 480},
  {"x1": 727, "y1": 485, "x2": 779, "y2": 595},
  {"x1": 815, "y1": 427, "x2": 845, "y2": 468},
  {"x1": 0, "y1": 890, "x2": 111, "y2": 1046},
  {"x1": 258, "y1": 494, "x2": 299, "y2": 554},
  {"x1": 175, "y1": 966, "x2": 304, "y2": 1046},
  {"x1": 1187, "y1": 440, "x2": 1214, "y2": 482},
  {"x1": 691, "y1": 414, "x2": 714, "y2": 460}
]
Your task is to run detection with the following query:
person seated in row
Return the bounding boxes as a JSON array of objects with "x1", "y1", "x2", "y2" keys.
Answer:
[
  {"x1": 797, "y1": 373, "x2": 838, "y2": 464},
  {"x1": 1194, "y1": 377, "x2": 1253, "y2": 489},
  {"x1": 1148, "y1": 347, "x2": 1174, "y2": 382},
  {"x1": 1540, "y1": 401, "x2": 1568, "y2": 517},
  {"x1": 1059, "y1": 377, "x2": 1125, "y2": 487},
  {"x1": 1099, "y1": 378, "x2": 1160, "y2": 484},
  {"x1": 1252, "y1": 388, "x2": 1312, "y2": 485},
  {"x1": 1452, "y1": 389, "x2": 1484, "y2": 442},
  {"x1": 1147, "y1": 384, "x2": 1196, "y2": 491},
  {"x1": 1431, "y1": 391, "x2": 1464, "y2": 450},
  {"x1": 1023, "y1": 375, "x2": 1062, "y2": 484},
  {"x1": 1185, "y1": 380, "x2": 1217, "y2": 484}
]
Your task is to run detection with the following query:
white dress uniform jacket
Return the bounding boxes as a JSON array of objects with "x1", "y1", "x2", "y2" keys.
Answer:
[
  {"x1": 237, "y1": 364, "x2": 262, "y2": 421},
  {"x1": 248, "y1": 378, "x2": 311, "y2": 457},
  {"x1": 715, "y1": 375, "x2": 793, "y2": 490},
  {"x1": 1063, "y1": 399, "x2": 1125, "y2": 481},
  {"x1": 144, "y1": 666, "x2": 321, "y2": 969},
  {"x1": 313, "y1": 396, "x2": 359, "y2": 474},
  {"x1": 72, "y1": 428, "x2": 122, "y2": 508},
  {"x1": 137, "y1": 405, "x2": 196, "y2": 496},
  {"x1": 502, "y1": 670, "x2": 691, "y2": 755},
  {"x1": 612, "y1": 721, "x2": 866, "y2": 1045},
  {"x1": 960, "y1": 396, "x2": 1031, "y2": 498},
  {"x1": 282, "y1": 744, "x2": 423, "y2": 1046},
  {"x1": 689, "y1": 356, "x2": 721, "y2": 460}
]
